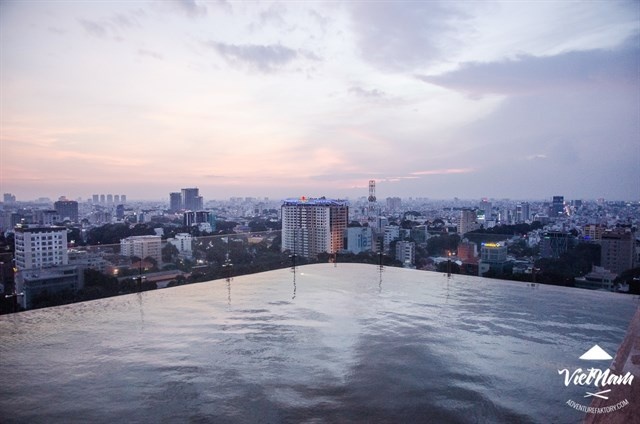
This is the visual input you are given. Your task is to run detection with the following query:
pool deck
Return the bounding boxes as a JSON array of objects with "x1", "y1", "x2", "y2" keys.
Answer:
[{"x1": 584, "y1": 306, "x2": 640, "y2": 423}]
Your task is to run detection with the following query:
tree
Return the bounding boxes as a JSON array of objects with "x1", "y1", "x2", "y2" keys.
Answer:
[{"x1": 162, "y1": 243, "x2": 180, "y2": 263}]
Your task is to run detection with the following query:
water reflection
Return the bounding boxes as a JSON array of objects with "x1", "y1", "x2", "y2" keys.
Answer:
[
  {"x1": 291, "y1": 267, "x2": 297, "y2": 300},
  {"x1": 1, "y1": 263, "x2": 636, "y2": 424},
  {"x1": 136, "y1": 292, "x2": 145, "y2": 330}
]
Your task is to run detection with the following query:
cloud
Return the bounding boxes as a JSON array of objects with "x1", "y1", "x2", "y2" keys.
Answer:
[
  {"x1": 410, "y1": 168, "x2": 474, "y2": 176},
  {"x1": 349, "y1": 86, "x2": 385, "y2": 99},
  {"x1": 170, "y1": 0, "x2": 207, "y2": 18},
  {"x1": 206, "y1": 42, "x2": 298, "y2": 72},
  {"x1": 137, "y1": 49, "x2": 164, "y2": 60},
  {"x1": 348, "y1": 2, "x2": 469, "y2": 72},
  {"x1": 78, "y1": 19, "x2": 108, "y2": 38},
  {"x1": 418, "y1": 40, "x2": 639, "y2": 96},
  {"x1": 526, "y1": 154, "x2": 547, "y2": 160},
  {"x1": 77, "y1": 12, "x2": 141, "y2": 39}
]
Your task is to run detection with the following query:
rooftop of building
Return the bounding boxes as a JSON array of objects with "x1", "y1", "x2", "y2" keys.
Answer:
[{"x1": 282, "y1": 196, "x2": 349, "y2": 207}]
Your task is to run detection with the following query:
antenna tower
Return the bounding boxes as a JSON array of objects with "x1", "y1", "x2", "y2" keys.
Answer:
[{"x1": 368, "y1": 180, "x2": 377, "y2": 222}]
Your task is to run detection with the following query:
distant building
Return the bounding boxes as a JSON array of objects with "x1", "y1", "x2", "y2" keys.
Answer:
[
  {"x1": 114, "y1": 195, "x2": 120, "y2": 204},
  {"x1": 116, "y1": 204, "x2": 125, "y2": 220},
  {"x1": 120, "y1": 195, "x2": 127, "y2": 203},
  {"x1": 551, "y1": 196, "x2": 565, "y2": 218},
  {"x1": 281, "y1": 197, "x2": 348, "y2": 258},
  {"x1": 92, "y1": 194, "x2": 99, "y2": 204},
  {"x1": 100, "y1": 194, "x2": 106, "y2": 204},
  {"x1": 68, "y1": 249, "x2": 109, "y2": 273},
  {"x1": 35, "y1": 210, "x2": 61, "y2": 225},
  {"x1": 107, "y1": 194, "x2": 113, "y2": 204},
  {"x1": 120, "y1": 235, "x2": 162, "y2": 265},
  {"x1": 457, "y1": 239, "x2": 478, "y2": 263},
  {"x1": 170, "y1": 192, "x2": 182, "y2": 212},
  {"x1": 582, "y1": 224, "x2": 605, "y2": 241},
  {"x1": 15, "y1": 264, "x2": 84, "y2": 309},
  {"x1": 14, "y1": 225, "x2": 68, "y2": 270},
  {"x1": 459, "y1": 209, "x2": 479, "y2": 235},
  {"x1": 478, "y1": 242, "x2": 508, "y2": 276},
  {"x1": 600, "y1": 228, "x2": 635, "y2": 275},
  {"x1": 182, "y1": 188, "x2": 203, "y2": 211},
  {"x1": 3, "y1": 193, "x2": 16, "y2": 203},
  {"x1": 345, "y1": 226, "x2": 373, "y2": 254},
  {"x1": 386, "y1": 197, "x2": 402, "y2": 212},
  {"x1": 396, "y1": 241, "x2": 415, "y2": 266},
  {"x1": 515, "y1": 202, "x2": 530, "y2": 223},
  {"x1": 168, "y1": 233, "x2": 193, "y2": 259},
  {"x1": 540, "y1": 231, "x2": 573, "y2": 259},
  {"x1": 574, "y1": 266, "x2": 617, "y2": 291},
  {"x1": 54, "y1": 199, "x2": 79, "y2": 222},
  {"x1": 383, "y1": 225, "x2": 400, "y2": 253}
]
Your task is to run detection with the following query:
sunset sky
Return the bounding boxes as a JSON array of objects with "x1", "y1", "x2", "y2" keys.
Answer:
[{"x1": 1, "y1": 1, "x2": 638, "y2": 201}]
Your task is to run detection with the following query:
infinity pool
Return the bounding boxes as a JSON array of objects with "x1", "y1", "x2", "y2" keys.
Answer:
[{"x1": 1, "y1": 264, "x2": 637, "y2": 423}]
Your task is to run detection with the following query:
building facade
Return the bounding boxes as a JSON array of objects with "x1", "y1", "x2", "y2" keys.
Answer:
[
  {"x1": 14, "y1": 225, "x2": 68, "y2": 270},
  {"x1": 120, "y1": 235, "x2": 162, "y2": 265},
  {"x1": 459, "y1": 209, "x2": 480, "y2": 235},
  {"x1": 478, "y1": 242, "x2": 508, "y2": 276},
  {"x1": 344, "y1": 226, "x2": 373, "y2": 254},
  {"x1": 395, "y1": 241, "x2": 416, "y2": 266},
  {"x1": 54, "y1": 199, "x2": 79, "y2": 222},
  {"x1": 600, "y1": 228, "x2": 635, "y2": 276},
  {"x1": 281, "y1": 197, "x2": 348, "y2": 258},
  {"x1": 182, "y1": 188, "x2": 203, "y2": 211}
]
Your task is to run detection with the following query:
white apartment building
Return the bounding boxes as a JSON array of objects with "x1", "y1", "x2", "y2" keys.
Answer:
[
  {"x1": 120, "y1": 235, "x2": 162, "y2": 265},
  {"x1": 396, "y1": 241, "x2": 416, "y2": 266},
  {"x1": 168, "y1": 233, "x2": 193, "y2": 259},
  {"x1": 281, "y1": 197, "x2": 348, "y2": 258},
  {"x1": 14, "y1": 225, "x2": 68, "y2": 270}
]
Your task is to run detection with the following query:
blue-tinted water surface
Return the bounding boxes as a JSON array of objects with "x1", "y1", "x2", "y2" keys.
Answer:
[{"x1": 1, "y1": 264, "x2": 637, "y2": 423}]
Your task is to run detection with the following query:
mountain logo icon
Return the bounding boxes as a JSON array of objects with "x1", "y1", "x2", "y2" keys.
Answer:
[{"x1": 579, "y1": 344, "x2": 613, "y2": 361}]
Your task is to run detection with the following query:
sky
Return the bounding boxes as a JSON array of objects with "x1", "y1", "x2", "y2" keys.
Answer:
[{"x1": 1, "y1": 0, "x2": 639, "y2": 202}]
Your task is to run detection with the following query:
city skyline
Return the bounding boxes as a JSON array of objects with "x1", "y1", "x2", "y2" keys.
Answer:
[{"x1": 1, "y1": 1, "x2": 639, "y2": 201}]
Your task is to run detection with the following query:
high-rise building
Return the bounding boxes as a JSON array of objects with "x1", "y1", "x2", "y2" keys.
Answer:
[
  {"x1": 395, "y1": 241, "x2": 415, "y2": 266},
  {"x1": 457, "y1": 239, "x2": 478, "y2": 263},
  {"x1": 459, "y1": 209, "x2": 479, "y2": 235},
  {"x1": 169, "y1": 192, "x2": 182, "y2": 212},
  {"x1": 100, "y1": 194, "x2": 106, "y2": 204},
  {"x1": 540, "y1": 231, "x2": 573, "y2": 259},
  {"x1": 35, "y1": 210, "x2": 61, "y2": 225},
  {"x1": 551, "y1": 196, "x2": 565, "y2": 217},
  {"x1": 120, "y1": 235, "x2": 162, "y2": 265},
  {"x1": 14, "y1": 225, "x2": 68, "y2": 270},
  {"x1": 121, "y1": 195, "x2": 127, "y2": 203},
  {"x1": 116, "y1": 204, "x2": 125, "y2": 220},
  {"x1": 600, "y1": 228, "x2": 635, "y2": 276},
  {"x1": 54, "y1": 199, "x2": 79, "y2": 222},
  {"x1": 281, "y1": 197, "x2": 348, "y2": 258},
  {"x1": 114, "y1": 195, "x2": 120, "y2": 203},
  {"x1": 383, "y1": 225, "x2": 400, "y2": 253},
  {"x1": 4, "y1": 193, "x2": 16, "y2": 203},
  {"x1": 515, "y1": 202, "x2": 530, "y2": 223},
  {"x1": 583, "y1": 224, "x2": 605, "y2": 241},
  {"x1": 386, "y1": 197, "x2": 401, "y2": 212},
  {"x1": 478, "y1": 242, "x2": 508, "y2": 276},
  {"x1": 182, "y1": 188, "x2": 203, "y2": 211},
  {"x1": 168, "y1": 233, "x2": 193, "y2": 259},
  {"x1": 107, "y1": 194, "x2": 113, "y2": 204},
  {"x1": 92, "y1": 194, "x2": 99, "y2": 204}
]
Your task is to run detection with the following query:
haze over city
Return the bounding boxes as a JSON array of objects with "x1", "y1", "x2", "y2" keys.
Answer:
[{"x1": 1, "y1": 1, "x2": 638, "y2": 201}]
